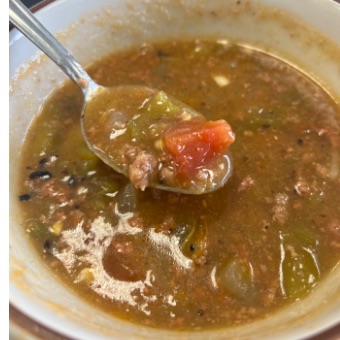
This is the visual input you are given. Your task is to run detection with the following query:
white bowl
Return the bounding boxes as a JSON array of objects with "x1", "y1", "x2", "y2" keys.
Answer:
[{"x1": 9, "y1": 0, "x2": 340, "y2": 339}]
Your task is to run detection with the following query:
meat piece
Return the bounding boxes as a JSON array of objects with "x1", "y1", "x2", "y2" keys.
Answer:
[
  {"x1": 128, "y1": 215, "x2": 144, "y2": 229},
  {"x1": 272, "y1": 193, "x2": 289, "y2": 225},
  {"x1": 159, "y1": 166, "x2": 175, "y2": 185},
  {"x1": 328, "y1": 219, "x2": 340, "y2": 235},
  {"x1": 128, "y1": 152, "x2": 157, "y2": 190},
  {"x1": 238, "y1": 175, "x2": 255, "y2": 192},
  {"x1": 37, "y1": 179, "x2": 70, "y2": 203},
  {"x1": 294, "y1": 179, "x2": 310, "y2": 195},
  {"x1": 119, "y1": 144, "x2": 138, "y2": 169}
]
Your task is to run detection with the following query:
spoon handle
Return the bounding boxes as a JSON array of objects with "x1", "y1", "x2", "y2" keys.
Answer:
[{"x1": 9, "y1": 0, "x2": 96, "y2": 95}]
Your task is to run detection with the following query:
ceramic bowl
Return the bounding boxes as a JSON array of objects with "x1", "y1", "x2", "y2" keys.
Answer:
[{"x1": 9, "y1": 0, "x2": 340, "y2": 339}]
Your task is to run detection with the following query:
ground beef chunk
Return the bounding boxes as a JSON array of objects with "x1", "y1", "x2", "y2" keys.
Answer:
[
  {"x1": 159, "y1": 166, "x2": 176, "y2": 186},
  {"x1": 238, "y1": 175, "x2": 255, "y2": 192},
  {"x1": 272, "y1": 193, "x2": 289, "y2": 225},
  {"x1": 128, "y1": 152, "x2": 157, "y2": 190}
]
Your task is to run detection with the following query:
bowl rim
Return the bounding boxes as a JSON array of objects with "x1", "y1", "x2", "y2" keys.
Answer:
[{"x1": 9, "y1": 0, "x2": 340, "y2": 339}]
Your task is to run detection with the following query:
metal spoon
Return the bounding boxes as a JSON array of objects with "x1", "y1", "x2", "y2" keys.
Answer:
[{"x1": 9, "y1": 0, "x2": 234, "y2": 194}]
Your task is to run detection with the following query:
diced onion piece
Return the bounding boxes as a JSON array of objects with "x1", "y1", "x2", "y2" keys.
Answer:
[
  {"x1": 216, "y1": 258, "x2": 255, "y2": 301},
  {"x1": 212, "y1": 74, "x2": 230, "y2": 87}
]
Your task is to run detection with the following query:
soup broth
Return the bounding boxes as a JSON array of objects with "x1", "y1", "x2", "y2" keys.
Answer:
[{"x1": 18, "y1": 40, "x2": 340, "y2": 330}]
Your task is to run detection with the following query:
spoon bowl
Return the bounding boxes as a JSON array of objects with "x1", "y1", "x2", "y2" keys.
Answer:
[{"x1": 9, "y1": 0, "x2": 234, "y2": 194}]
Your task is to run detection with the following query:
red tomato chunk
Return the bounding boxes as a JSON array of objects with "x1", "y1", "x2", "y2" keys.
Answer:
[{"x1": 163, "y1": 119, "x2": 235, "y2": 176}]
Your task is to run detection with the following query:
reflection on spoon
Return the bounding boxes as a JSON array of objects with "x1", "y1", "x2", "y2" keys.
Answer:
[{"x1": 9, "y1": 0, "x2": 235, "y2": 194}]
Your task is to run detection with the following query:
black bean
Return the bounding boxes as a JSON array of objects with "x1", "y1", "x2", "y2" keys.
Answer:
[
  {"x1": 157, "y1": 50, "x2": 170, "y2": 58},
  {"x1": 197, "y1": 309, "x2": 204, "y2": 316},
  {"x1": 189, "y1": 244, "x2": 196, "y2": 252},
  {"x1": 19, "y1": 194, "x2": 31, "y2": 201},
  {"x1": 262, "y1": 123, "x2": 271, "y2": 129},
  {"x1": 43, "y1": 239, "x2": 51, "y2": 250},
  {"x1": 297, "y1": 138, "x2": 304, "y2": 145},
  {"x1": 38, "y1": 155, "x2": 58, "y2": 167},
  {"x1": 29, "y1": 170, "x2": 52, "y2": 180},
  {"x1": 67, "y1": 175, "x2": 77, "y2": 187},
  {"x1": 38, "y1": 157, "x2": 49, "y2": 167},
  {"x1": 43, "y1": 239, "x2": 54, "y2": 255}
]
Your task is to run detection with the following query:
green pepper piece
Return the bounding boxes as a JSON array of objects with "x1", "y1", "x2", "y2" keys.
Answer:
[
  {"x1": 92, "y1": 176, "x2": 119, "y2": 195},
  {"x1": 77, "y1": 147, "x2": 99, "y2": 172},
  {"x1": 144, "y1": 91, "x2": 181, "y2": 117},
  {"x1": 29, "y1": 122, "x2": 58, "y2": 157},
  {"x1": 280, "y1": 232, "x2": 320, "y2": 299},
  {"x1": 180, "y1": 222, "x2": 207, "y2": 263},
  {"x1": 292, "y1": 225, "x2": 318, "y2": 249},
  {"x1": 128, "y1": 91, "x2": 181, "y2": 139},
  {"x1": 88, "y1": 176, "x2": 119, "y2": 211},
  {"x1": 25, "y1": 218, "x2": 55, "y2": 245},
  {"x1": 63, "y1": 124, "x2": 99, "y2": 174}
]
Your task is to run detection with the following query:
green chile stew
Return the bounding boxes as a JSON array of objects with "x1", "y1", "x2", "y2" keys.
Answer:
[{"x1": 18, "y1": 40, "x2": 340, "y2": 330}]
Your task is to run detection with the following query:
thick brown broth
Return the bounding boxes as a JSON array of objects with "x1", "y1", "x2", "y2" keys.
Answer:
[{"x1": 18, "y1": 40, "x2": 340, "y2": 330}]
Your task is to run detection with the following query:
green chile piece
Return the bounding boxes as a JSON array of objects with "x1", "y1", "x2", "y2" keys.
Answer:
[
  {"x1": 292, "y1": 225, "x2": 318, "y2": 249},
  {"x1": 30, "y1": 122, "x2": 57, "y2": 157},
  {"x1": 77, "y1": 147, "x2": 99, "y2": 173},
  {"x1": 25, "y1": 218, "x2": 55, "y2": 246},
  {"x1": 281, "y1": 246, "x2": 320, "y2": 299},
  {"x1": 64, "y1": 125, "x2": 99, "y2": 174},
  {"x1": 90, "y1": 177, "x2": 120, "y2": 211},
  {"x1": 129, "y1": 91, "x2": 181, "y2": 139},
  {"x1": 180, "y1": 222, "x2": 208, "y2": 262},
  {"x1": 144, "y1": 91, "x2": 181, "y2": 117}
]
